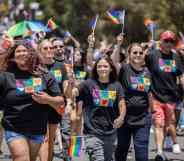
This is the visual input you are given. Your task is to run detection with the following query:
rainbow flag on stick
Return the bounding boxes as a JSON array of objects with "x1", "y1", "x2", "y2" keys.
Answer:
[
  {"x1": 106, "y1": 10, "x2": 121, "y2": 25},
  {"x1": 119, "y1": 10, "x2": 125, "y2": 34},
  {"x1": 47, "y1": 18, "x2": 58, "y2": 30},
  {"x1": 144, "y1": 18, "x2": 157, "y2": 40},
  {"x1": 179, "y1": 32, "x2": 184, "y2": 43},
  {"x1": 68, "y1": 136, "x2": 82, "y2": 157},
  {"x1": 89, "y1": 14, "x2": 99, "y2": 33}
]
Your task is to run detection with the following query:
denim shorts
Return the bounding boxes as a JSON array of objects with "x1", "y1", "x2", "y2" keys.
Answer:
[{"x1": 5, "y1": 130, "x2": 45, "y2": 144}]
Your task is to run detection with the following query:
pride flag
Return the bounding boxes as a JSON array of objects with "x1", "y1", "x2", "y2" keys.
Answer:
[
  {"x1": 89, "y1": 15, "x2": 99, "y2": 32},
  {"x1": 47, "y1": 18, "x2": 58, "y2": 30},
  {"x1": 68, "y1": 136, "x2": 82, "y2": 157},
  {"x1": 106, "y1": 10, "x2": 121, "y2": 25},
  {"x1": 144, "y1": 18, "x2": 156, "y2": 32},
  {"x1": 176, "y1": 32, "x2": 184, "y2": 49}
]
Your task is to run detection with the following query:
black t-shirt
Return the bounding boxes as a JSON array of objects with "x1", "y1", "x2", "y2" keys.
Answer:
[
  {"x1": 0, "y1": 64, "x2": 61, "y2": 135},
  {"x1": 119, "y1": 64, "x2": 151, "y2": 126},
  {"x1": 146, "y1": 49, "x2": 184, "y2": 103},
  {"x1": 74, "y1": 66, "x2": 88, "y2": 81},
  {"x1": 76, "y1": 78, "x2": 124, "y2": 136},
  {"x1": 47, "y1": 60, "x2": 68, "y2": 92}
]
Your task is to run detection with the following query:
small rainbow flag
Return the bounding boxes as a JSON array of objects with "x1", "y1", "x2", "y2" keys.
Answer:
[
  {"x1": 68, "y1": 136, "x2": 82, "y2": 157},
  {"x1": 89, "y1": 15, "x2": 99, "y2": 32},
  {"x1": 144, "y1": 18, "x2": 156, "y2": 32},
  {"x1": 106, "y1": 10, "x2": 121, "y2": 25},
  {"x1": 176, "y1": 32, "x2": 184, "y2": 49},
  {"x1": 176, "y1": 39, "x2": 182, "y2": 49},
  {"x1": 47, "y1": 18, "x2": 58, "y2": 30}
]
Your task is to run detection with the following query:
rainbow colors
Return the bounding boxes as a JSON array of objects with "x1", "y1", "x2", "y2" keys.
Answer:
[
  {"x1": 144, "y1": 18, "x2": 156, "y2": 33},
  {"x1": 16, "y1": 78, "x2": 43, "y2": 95},
  {"x1": 68, "y1": 136, "x2": 82, "y2": 157},
  {"x1": 75, "y1": 71, "x2": 86, "y2": 80},
  {"x1": 47, "y1": 18, "x2": 57, "y2": 30},
  {"x1": 159, "y1": 58, "x2": 176, "y2": 73},
  {"x1": 89, "y1": 15, "x2": 99, "y2": 32},
  {"x1": 92, "y1": 89, "x2": 116, "y2": 107},
  {"x1": 50, "y1": 69, "x2": 62, "y2": 82},
  {"x1": 130, "y1": 76, "x2": 151, "y2": 92},
  {"x1": 106, "y1": 10, "x2": 120, "y2": 25}
]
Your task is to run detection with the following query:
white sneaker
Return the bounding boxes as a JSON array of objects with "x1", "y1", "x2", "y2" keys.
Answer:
[{"x1": 172, "y1": 144, "x2": 181, "y2": 154}]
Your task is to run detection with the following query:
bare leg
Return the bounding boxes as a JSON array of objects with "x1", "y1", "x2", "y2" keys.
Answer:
[
  {"x1": 48, "y1": 124, "x2": 58, "y2": 161},
  {"x1": 8, "y1": 138, "x2": 30, "y2": 161},
  {"x1": 29, "y1": 140, "x2": 41, "y2": 161}
]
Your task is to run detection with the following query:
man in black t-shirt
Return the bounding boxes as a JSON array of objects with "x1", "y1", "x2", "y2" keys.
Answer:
[{"x1": 146, "y1": 31, "x2": 184, "y2": 161}]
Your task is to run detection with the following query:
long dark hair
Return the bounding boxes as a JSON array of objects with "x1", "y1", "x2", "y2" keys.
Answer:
[
  {"x1": 92, "y1": 56, "x2": 117, "y2": 82},
  {"x1": 2, "y1": 40, "x2": 46, "y2": 75}
]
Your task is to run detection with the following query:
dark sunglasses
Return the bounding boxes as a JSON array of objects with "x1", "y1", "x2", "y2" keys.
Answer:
[
  {"x1": 164, "y1": 39, "x2": 175, "y2": 44},
  {"x1": 132, "y1": 51, "x2": 144, "y2": 55},
  {"x1": 43, "y1": 46, "x2": 54, "y2": 50},
  {"x1": 53, "y1": 45, "x2": 64, "y2": 49}
]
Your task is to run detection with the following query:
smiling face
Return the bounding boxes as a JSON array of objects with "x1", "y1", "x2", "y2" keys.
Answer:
[
  {"x1": 160, "y1": 39, "x2": 175, "y2": 54},
  {"x1": 14, "y1": 45, "x2": 29, "y2": 71},
  {"x1": 39, "y1": 40, "x2": 54, "y2": 65},
  {"x1": 53, "y1": 40, "x2": 65, "y2": 56},
  {"x1": 96, "y1": 58, "x2": 112, "y2": 79},
  {"x1": 74, "y1": 48, "x2": 82, "y2": 64},
  {"x1": 129, "y1": 45, "x2": 145, "y2": 66}
]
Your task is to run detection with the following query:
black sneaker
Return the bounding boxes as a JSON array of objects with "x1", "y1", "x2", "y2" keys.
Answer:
[{"x1": 155, "y1": 154, "x2": 169, "y2": 161}]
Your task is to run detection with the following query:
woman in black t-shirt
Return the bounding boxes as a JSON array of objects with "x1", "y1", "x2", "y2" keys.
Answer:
[
  {"x1": 75, "y1": 56, "x2": 126, "y2": 161},
  {"x1": 38, "y1": 39, "x2": 67, "y2": 161},
  {"x1": 116, "y1": 43, "x2": 152, "y2": 161},
  {"x1": 0, "y1": 41, "x2": 64, "y2": 161}
]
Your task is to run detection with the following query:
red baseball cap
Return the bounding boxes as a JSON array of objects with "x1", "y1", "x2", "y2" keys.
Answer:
[{"x1": 160, "y1": 30, "x2": 176, "y2": 41}]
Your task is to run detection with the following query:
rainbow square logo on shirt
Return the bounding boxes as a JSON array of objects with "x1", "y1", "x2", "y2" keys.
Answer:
[
  {"x1": 92, "y1": 89, "x2": 116, "y2": 107},
  {"x1": 50, "y1": 69, "x2": 62, "y2": 82},
  {"x1": 75, "y1": 71, "x2": 86, "y2": 80},
  {"x1": 130, "y1": 76, "x2": 151, "y2": 92},
  {"x1": 159, "y1": 58, "x2": 176, "y2": 73},
  {"x1": 16, "y1": 78, "x2": 43, "y2": 95}
]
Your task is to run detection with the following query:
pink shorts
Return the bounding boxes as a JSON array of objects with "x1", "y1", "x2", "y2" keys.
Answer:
[{"x1": 152, "y1": 99, "x2": 176, "y2": 126}]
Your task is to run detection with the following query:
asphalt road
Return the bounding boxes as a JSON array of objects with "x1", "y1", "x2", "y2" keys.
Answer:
[{"x1": 0, "y1": 132, "x2": 184, "y2": 161}]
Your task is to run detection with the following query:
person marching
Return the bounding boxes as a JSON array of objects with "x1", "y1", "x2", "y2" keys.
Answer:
[
  {"x1": 38, "y1": 39, "x2": 67, "y2": 161},
  {"x1": 116, "y1": 43, "x2": 152, "y2": 161},
  {"x1": 74, "y1": 56, "x2": 126, "y2": 161},
  {"x1": 0, "y1": 40, "x2": 64, "y2": 161},
  {"x1": 145, "y1": 31, "x2": 184, "y2": 161}
]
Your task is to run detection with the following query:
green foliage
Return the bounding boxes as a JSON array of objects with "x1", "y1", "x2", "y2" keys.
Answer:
[{"x1": 25, "y1": 0, "x2": 184, "y2": 45}]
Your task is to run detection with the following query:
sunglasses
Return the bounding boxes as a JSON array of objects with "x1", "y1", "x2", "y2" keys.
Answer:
[
  {"x1": 132, "y1": 51, "x2": 144, "y2": 55},
  {"x1": 53, "y1": 45, "x2": 64, "y2": 49},
  {"x1": 43, "y1": 46, "x2": 54, "y2": 51},
  {"x1": 164, "y1": 39, "x2": 175, "y2": 44}
]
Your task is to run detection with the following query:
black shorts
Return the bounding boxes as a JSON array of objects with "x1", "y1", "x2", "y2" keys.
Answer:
[{"x1": 48, "y1": 108, "x2": 62, "y2": 124}]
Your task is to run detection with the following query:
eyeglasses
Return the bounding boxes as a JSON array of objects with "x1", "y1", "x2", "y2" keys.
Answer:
[
  {"x1": 53, "y1": 45, "x2": 64, "y2": 49},
  {"x1": 164, "y1": 39, "x2": 175, "y2": 44},
  {"x1": 132, "y1": 51, "x2": 144, "y2": 55},
  {"x1": 42, "y1": 46, "x2": 54, "y2": 51}
]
